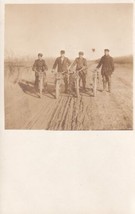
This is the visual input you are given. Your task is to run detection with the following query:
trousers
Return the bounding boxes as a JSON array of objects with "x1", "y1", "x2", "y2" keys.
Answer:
[
  {"x1": 63, "y1": 73, "x2": 68, "y2": 92},
  {"x1": 79, "y1": 71, "x2": 86, "y2": 89},
  {"x1": 102, "y1": 74, "x2": 111, "y2": 91}
]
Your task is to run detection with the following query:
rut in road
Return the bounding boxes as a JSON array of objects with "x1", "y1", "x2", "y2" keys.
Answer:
[
  {"x1": 47, "y1": 95, "x2": 91, "y2": 130},
  {"x1": 23, "y1": 86, "x2": 132, "y2": 130}
]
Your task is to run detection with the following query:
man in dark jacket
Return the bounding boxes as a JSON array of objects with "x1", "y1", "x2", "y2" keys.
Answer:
[
  {"x1": 71, "y1": 51, "x2": 87, "y2": 91},
  {"x1": 32, "y1": 53, "x2": 48, "y2": 91},
  {"x1": 52, "y1": 50, "x2": 71, "y2": 93},
  {"x1": 96, "y1": 49, "x2": 114, "y2": 93}
]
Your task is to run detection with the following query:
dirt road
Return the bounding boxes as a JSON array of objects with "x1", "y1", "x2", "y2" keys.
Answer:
[{"x1": 4, "y1": 63, "x2": 133, "y2": 130}]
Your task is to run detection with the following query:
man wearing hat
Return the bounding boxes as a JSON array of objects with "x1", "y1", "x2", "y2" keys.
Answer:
[
  {"x1": 96, "y1": 49, "x2": 114, "y2": 93},
  {"x1": 52, "y1": 50, "x2": 71, "y2": 93},
  {"x1": 32, "y1": 53, "x2": 48, "y2": 92},
  {"x1": 71, "y1": 51, "x2": 87, "y2": 91}
]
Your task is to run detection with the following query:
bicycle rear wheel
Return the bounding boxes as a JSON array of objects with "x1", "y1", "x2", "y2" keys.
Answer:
[
  {"x1": 55, "y1": 79, "x2": 60, "y2": 99},
  {"x1": 76, "y1": 77, "x2": 80, "y2": 98},
  {"x1": 93, "y1": 74, "x2": 97, "y2": 97},
  {"x1": 39, "y1": 73, "x2": 43, "y2": 98}
]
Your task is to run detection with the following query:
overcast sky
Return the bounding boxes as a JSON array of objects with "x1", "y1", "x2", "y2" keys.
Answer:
[{"x1": 5, "y1": 4, "x2": 133, "y2": 59}]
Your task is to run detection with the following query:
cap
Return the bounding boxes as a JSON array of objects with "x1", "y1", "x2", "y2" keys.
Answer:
[
  {"x1": 38, "y1": 53, "x2": 43, "y2": 57},
  {"x1": 79, "y1": 51, "x2": 84, "y2": 55},
  {"x1": 60, "y1": 50, "x2": 65, "y2": 54},
  {"x1": 104, "y1": 49, "x2": 109, "y2": 52}
]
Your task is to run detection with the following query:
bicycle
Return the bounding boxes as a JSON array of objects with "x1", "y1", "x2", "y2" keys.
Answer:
[
  {"x1": 37, "y1": 71, "x2": 47, "y2": 98},
  {"x1": 54, "y1": 72, "x2": 64, "y2": 99},
  {"x1": 92, "y1": 69, "x2": 99, "y2": 97},
  {"x1": 70, "y1": 67, "x2": 88, "y2": 98},
  {"x1": 53, "y1": 67, "x2": 87, "y2": 99},
  {"x1": 69, "y1": 69, "x2": 80, "y2": 98}
]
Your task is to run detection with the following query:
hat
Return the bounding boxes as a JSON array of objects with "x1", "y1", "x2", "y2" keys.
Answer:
[
  {"x1": 38, "y1": 53, "x2": 43, "y2": 57},
  {"x1": 79, "y1": 51, "x2": 84, "y2": 55},
  {"x1": 104, "y1": 49, "x2": 109, "y2": 52},
  {"x1": 60, "y1": 50, "x2": 65, "y2": 54}
]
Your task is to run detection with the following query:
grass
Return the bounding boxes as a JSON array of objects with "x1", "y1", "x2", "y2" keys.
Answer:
[{"x1": 4, "y1": 55, "x2": 133, "y2": 81}]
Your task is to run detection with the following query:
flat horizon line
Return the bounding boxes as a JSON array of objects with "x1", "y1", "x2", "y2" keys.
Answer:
[{"x1": 4, "y1": 54, "x2": 133, "y2": 61}]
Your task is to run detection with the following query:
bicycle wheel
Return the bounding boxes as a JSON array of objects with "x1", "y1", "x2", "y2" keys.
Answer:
[
  {"x1": 76, "y1": 77, "x2": 80, "y2": 98},
  {"x1": 55, "y1": 79, "x2": 60, "y2": 99},
  {"x1": 43, "y1": 73, "x2": 47, "y2": 93},
  {"x1": 93, "y1": 73, "x2": 97, "y2": 97},
  {"x1": 39, "y1": 73, "x2": 43, "y2": 98}
]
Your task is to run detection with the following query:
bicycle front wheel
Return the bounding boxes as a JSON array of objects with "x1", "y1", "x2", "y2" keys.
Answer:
[
  {"x1": 39, "y1": 74, "x2": 43, "y2": 98},
  {"x1": 93, "y1": 75, "x2": 97, "y2": 97},
  {"x1": 55, "y1": 79, "x2": 60, "y2": 99},
  {"x1": 76, "y1": 78, "x2": 80, "y2": 98}
]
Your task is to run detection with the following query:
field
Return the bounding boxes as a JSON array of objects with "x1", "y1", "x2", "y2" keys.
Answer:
[{"x1": 4, "y1": 56, "x2": 133, "y2": 130}]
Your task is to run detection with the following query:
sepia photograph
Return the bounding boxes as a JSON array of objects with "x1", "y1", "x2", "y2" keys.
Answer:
[
  {"x1": 4, "y1": 3, "x2": 133, "y2": 130},
  {"x1": 1, "y1": 2, "x2": 135, "y2": 214}
]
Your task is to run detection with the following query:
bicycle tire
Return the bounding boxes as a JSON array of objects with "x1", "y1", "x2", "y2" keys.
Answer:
[
  {"x1": 76, "y1": 77, "x2": 80, "y2": 98},
  {"x1": 93, "y1": 73, "x2": 97, "y2": 97},
  {"x1": 56, "y1": 79, "x2": 60, "y2": 99}
]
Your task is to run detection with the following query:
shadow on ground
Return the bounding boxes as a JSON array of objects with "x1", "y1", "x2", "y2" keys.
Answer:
[
  {"x1": 18, "y1": 80, "x2": 56, "y2": 99},
  {"x1": 18, "y1": 81, "x2": 39, "y2": 98},
  {"x1": 18, "y1": 80, "x2": 96, "y2": 99}
]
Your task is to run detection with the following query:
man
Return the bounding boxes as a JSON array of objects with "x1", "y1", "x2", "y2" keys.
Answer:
[
  {"x1": 52, "y1": 50, "x2": 71, "y2": 93},
  {"x1": 32, "y1": 53, "x2": 48, "y2": 92},
  {"x1": 96, "y1": 49, "x2": 114, "y2": 93},
  {"x1": 71, "y1": 52, "x2": 87, "y2": 91}
]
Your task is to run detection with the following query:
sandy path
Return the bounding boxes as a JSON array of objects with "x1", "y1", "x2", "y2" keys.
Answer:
[{"x1": 5, "y1": 63, "x2": 133, "y2": 130}]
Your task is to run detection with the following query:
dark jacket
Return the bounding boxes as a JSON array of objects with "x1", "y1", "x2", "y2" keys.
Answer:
[
  {"x1": 53, "y1": 57, "x2": 71, "y2": 73},
  {"x1": 97, "y1": 55, "x2": 114, "y2": 76},
  {"x1": 72, "y1": 57, "x2": 87, "y2": 71},
  {"x1": 32, "y1": 59, "x2": 48, "y2": 72}
]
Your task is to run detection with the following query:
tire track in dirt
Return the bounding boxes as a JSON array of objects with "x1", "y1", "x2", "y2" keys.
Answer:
[
  {"x1": 84, "y1": 95, "x2": 105, "y2": 130},
  {"x1": 47, "y1": 96, "x2": 66, "y2": 130},
  {"x1": 52, "y1": 96, "x2": 69, "y2": 130},
  {"x1": 74, "y1": 96, "x2": 89, "y2": 130},
  {"x1": 71, "y1": 97, "x2": 81, "y2": 130},
  {"x1": 23, "y1": 96, "x2": 57, "y2": 129},
  {"x1": 58, "y1": 97, "x2": 72, "y2": 130},
  {"x1": 76, "y1": 96, "x2": 85, "y2": 130},
  {"x1": 63, "y1": 97, "x2": 74, "y2": 130},
  {"x1": 31, "y1": 99, "x2": 57, "y2": 129}
]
